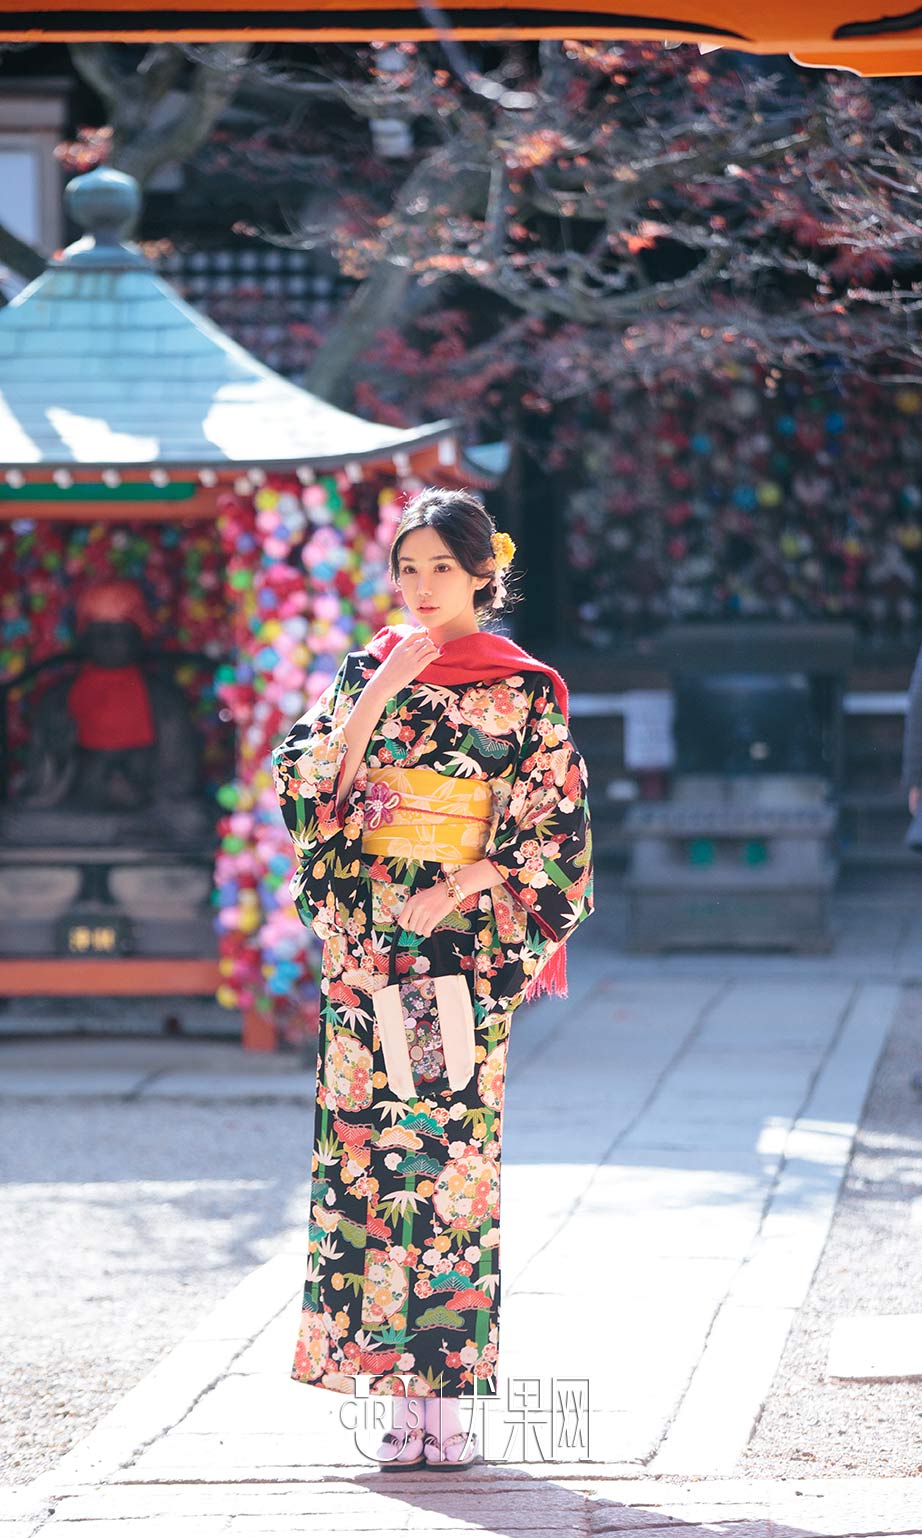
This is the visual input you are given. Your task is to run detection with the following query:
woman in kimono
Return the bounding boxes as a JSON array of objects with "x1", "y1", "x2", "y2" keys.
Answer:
[{"x1": 271, "y1": 487, "x2": 594, "y2": 1470}]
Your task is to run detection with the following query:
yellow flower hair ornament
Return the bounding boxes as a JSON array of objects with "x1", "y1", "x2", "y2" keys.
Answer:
[{"x1": 490, "y1": 530, "x2": 516, "y2": 570}]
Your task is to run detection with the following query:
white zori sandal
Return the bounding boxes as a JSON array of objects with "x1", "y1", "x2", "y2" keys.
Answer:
[
  {"x1": 423, "y1": 1427, "x2": 481, "y2": 1469},
  {"x1": 375, "y1": 1425, "x2": 426, "y2": 1470}
]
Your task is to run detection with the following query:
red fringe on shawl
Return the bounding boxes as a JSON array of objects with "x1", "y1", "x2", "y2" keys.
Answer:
[{"x1": 523, "y1": 945, "x2": 568, "y2": 1002}]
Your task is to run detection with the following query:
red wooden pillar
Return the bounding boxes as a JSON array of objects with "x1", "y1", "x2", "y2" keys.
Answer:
[{"x1": 242, "y1": 1004, "x2": 277, "y2": 1052}]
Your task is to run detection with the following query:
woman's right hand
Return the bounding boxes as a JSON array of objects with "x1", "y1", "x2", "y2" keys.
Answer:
[
  {"x1": 372, "y1": 628, "x2": 442, "y2": 697},
  {"x1": 337, "y1": 630, "x2": 442, "y2": 814}
]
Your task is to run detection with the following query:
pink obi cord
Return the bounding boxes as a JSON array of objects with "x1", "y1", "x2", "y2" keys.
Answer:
[
  {"x1": 364, "y1": 780, "x2": 490, "y2": 832},
  {"x1": 364, "y1": 782, "x2": 401, "y2": 829}
]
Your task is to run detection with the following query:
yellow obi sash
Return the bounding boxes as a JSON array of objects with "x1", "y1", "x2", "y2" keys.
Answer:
[{"x1": 361, "y1": 764, "x2": 493, "y2": 865}]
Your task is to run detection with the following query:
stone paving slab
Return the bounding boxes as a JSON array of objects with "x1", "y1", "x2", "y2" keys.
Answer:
[
  {"x1": 0, "y1": 1036, "x2": 309, "y2": 1090},
  {"x1": 827, "y1": 1312, "x2": 922, "y2": 1381},
  {"x1": 141, "y1": 1072, "x2": 315, "y2": 1101},
  {"x1": 0, "y1": 1070, "x2": 315, "y2": 1102},
  {"x1": 1, "y1": 1070, "x2": 156, "y2": 1098},
  {"x1": 9, "y1": 1477, "x2": 922, "y2": 1535},
  {"x1": 649, "y1": 983, "x2": 897, "y2": 1477}
]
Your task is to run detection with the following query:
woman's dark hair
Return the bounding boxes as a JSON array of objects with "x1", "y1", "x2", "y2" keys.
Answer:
[{"x1": 388, "y1": 487, "x2": 519, "y2": 621}]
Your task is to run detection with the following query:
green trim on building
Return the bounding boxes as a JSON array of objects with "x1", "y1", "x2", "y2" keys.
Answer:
[{"x1": 0, "y1": 483, "x2": 199, "y2": 502}]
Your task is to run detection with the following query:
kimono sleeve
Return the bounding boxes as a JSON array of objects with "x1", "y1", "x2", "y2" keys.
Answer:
[
  {"x1": 484, "y1": 675, "x2": 594, "y2": 947},
  {"x1": 270, "y1": 653, "x2": 367, "y2": 935}
]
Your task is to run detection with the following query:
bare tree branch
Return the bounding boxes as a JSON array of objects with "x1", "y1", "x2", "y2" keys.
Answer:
[
  {"x1": 69, "y1": 43, "x2": 122, "y2": 117},
  {"x1": 117, "y1": 45, "x2": 250, "y2": 185},
  {"x1": 68, "y1": 42, "x2": 250, "y2": 190},
  {"x1": 304, "y1": 145, "x2": 489, "y2": 403}
]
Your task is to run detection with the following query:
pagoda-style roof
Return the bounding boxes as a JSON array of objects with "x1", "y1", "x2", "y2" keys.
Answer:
[{"x1": 0, "y1": 168, "x2": 455, "y2": 472}]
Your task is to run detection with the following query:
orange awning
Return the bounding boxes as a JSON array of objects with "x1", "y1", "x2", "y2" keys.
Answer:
[{"x1": 0, "y1": 3, "x2": 920, "y2": 76}]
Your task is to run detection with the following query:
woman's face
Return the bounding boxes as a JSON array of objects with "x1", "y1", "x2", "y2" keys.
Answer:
[{"x1": 394, "y1": 525, "x2": 491, "y2": 640}]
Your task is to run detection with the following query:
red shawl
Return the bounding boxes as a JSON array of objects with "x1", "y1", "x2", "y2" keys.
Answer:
[
  {"x1": 365, "y1": 623, "x2": 570, "y2": 719},
  {"x1": 366, "y1": 624, "x2": 573, "y2": 1001}
]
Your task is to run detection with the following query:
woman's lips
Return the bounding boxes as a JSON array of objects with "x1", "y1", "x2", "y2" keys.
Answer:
[{"x1": 418, "y1": 605, "x2": 438, "y2": 612}]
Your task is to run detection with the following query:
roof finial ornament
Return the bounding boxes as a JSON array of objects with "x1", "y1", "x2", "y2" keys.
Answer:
[{"x1": 57, "y1": 168, "x2": 146, "y2": 270}]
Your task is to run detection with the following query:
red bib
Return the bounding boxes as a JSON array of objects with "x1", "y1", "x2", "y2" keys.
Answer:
[{"x1": 67, "y1": 664, "x2": 156, "y2": 752}]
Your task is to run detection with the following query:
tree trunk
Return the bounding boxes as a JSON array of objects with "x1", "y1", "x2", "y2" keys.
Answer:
[
  {"x1": 304, "y1": 261, "x2": 414, "y2": 407},
  {"x1": 304, "y1": 149, "x2": 488, "y2": 407}
]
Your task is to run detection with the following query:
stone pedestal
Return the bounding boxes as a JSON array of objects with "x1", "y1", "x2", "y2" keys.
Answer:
[
  {"x1": 624, "y1": 777, "x2": 837, "y2": 952},
  {"x1": 0, "y1": 847, "x2": 217, "y2": 960}
]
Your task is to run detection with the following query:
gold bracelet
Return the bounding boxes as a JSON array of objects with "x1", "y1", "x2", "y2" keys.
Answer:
[{"x1": 441, "y1": 867, "x2": 466, "y2": 907}]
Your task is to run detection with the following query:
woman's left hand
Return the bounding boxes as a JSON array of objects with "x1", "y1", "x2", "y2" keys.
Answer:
[{"x1": 397, "y1": 881, "x2": 459, "y2": 938}]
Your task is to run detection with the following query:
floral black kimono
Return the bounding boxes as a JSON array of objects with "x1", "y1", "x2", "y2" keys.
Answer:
[{"x1": 271, "y1": 645, "x2": 594, "y2": 1398}]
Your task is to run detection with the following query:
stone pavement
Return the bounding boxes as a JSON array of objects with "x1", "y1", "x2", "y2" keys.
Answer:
[{"x1": 4, "y1": 919, "x2": 917, "y2": 1535}]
